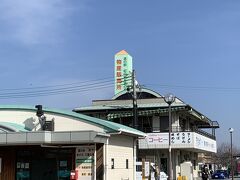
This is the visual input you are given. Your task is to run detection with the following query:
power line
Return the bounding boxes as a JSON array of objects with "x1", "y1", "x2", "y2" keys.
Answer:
[
  {"x1": 145, "y1": 83, "x2": 240, "y2": 91},
  {"x1": 0, "y1": 84, "x2": 114, "y2": 99},
  {"x1": 0, "y1": 75, "x2": 131, "y2": 92},
  {"x1": 0, "y1": 76, "x2": 132, "y2": 99}
]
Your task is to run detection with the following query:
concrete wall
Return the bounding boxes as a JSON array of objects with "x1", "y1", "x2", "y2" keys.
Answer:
[
  {"x1": 0, "y1": 110, "x2": 104, "y2": 133},
  {"x1": 107, "y1": 135, "x2": 135, "y2": 180},
  {"x1": 175, "y1": 150, "x2": 198, "y2": 180}
]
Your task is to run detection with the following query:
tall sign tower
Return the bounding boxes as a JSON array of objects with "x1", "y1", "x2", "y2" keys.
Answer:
[{"x1": 114, "y1": 50, "x2": 133, "y2": 95}]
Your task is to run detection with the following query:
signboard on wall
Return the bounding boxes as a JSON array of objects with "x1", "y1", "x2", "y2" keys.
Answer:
[
  {"x1": 75, "y1": 145, "x2": 95, "y2": 180},
  {"x1": 140, "y1": 132, "x2": 216, "y2": 153},
  {"x1": 194, "y1": 133, "x2": 216, "y2": 153},
  {"x1": 114, "y1": 50, "x2": 133, "y2": 95},
  {"x1": 146, "y1": 132, "x2": 192, "y2": 145},
  {"x1": 171, "y1": 132, "x2": 192, "y2": 144}
]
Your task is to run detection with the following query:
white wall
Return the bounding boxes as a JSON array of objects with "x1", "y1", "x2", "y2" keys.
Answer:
[
  {"x1": 0, "y1": 110, "x2": 104, "y2": 133},
  {"x1": 107, "y1": 135, "x2": 135, "y2": 180}
]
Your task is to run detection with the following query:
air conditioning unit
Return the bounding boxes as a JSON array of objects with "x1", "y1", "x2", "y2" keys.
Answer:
[{"x1": 42, "y1": 120, "x2": 54, "y2": 131}]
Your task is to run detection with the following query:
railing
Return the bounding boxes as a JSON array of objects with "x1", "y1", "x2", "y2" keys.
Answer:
[
  {"x1": 195, "y1": 128, "x2": 216, "y2": 140},
  {"x1": 138, "y1": 126, "x2": 216, "y2": 140}
]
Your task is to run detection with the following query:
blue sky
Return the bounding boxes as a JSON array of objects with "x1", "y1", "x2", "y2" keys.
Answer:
[{"x1": 0, "y1": 0, "x2": 239, "y2": 144}]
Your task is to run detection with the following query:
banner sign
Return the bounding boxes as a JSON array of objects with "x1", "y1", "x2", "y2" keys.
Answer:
[
  {"x1": 146, "y1": 132, "x2": 192, "y2": 145},
  {"x1": 76, "y1": 145, "x2": 95, "y2": 180}
]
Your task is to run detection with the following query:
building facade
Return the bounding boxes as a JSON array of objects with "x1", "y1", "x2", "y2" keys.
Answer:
[
  {"x1": 74, "y1": 88, "x2": 219, "y2": 180},
  {"x1": 0, "y1": 105, "x2": 145, "y2": 180}
]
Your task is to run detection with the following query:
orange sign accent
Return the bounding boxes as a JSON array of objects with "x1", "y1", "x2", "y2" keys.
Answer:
[
  {"x1": 117, "y1": 72, "x2": 121, "y2": 77},
  {"x1": 116, "y1": 60, "x2": 122, "y2": 64},
  {"x1": 117, "y1": 66, "x2": 121, "y2": 71},
  {"x1": 117, "y1": 85, "x2": 122, "y2": 90}
]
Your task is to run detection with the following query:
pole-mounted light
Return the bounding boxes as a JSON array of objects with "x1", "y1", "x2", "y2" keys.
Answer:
[
  {"x1": 164, "y1": 93, "x2": 175, "y2": 180},
  {"x1": 229, "y1": 128, "x2": 234, "y2": 180}
]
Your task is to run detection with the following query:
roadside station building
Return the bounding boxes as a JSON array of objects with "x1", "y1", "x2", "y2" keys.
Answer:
[
  {"x1": 74, "y1": 88, "x2": 219, "y2": 180},
  {"x1": 73, "y1": 50, "x2": 220, "y2": 180},
  {"x1": 0, "y1": 105, "x2": 145, "y2": 180}
]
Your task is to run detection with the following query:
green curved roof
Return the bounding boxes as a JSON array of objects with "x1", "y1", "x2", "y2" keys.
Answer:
[
  {"x1": 0, "y1": 105, "x2": 146, "y2": 137},
  {"x1": 112, "y1": 87, "x2": 162, "y2": 100},
  {"x1": 0, "y1": 122, "x2": 29, "y2": 132}
]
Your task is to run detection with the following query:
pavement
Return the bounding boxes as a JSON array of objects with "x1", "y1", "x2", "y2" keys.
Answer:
[{"x1": 194, "y1": 178, "x2": 240, "y2": 180}]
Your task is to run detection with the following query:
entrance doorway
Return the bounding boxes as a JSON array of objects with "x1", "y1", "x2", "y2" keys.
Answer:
[
  {"x1": 31, "y1": 159, "x2": 57, "y2": 180},
  {"x1": 161, "y1": 158, "x2": 167, "y2": 174},
  {"x1": 16, "y1": 147, "x2": 73, "y2": 180}
]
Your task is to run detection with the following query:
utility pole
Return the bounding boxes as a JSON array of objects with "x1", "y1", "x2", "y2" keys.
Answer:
[
  {"x1": 229, "y1": 128, "x2": 234, "y2": 180},
  {"x1": 142, "y1": 158, "x2": 145, "y2": 180},
  {"x1": 132, "y1": 70, "x2": 138, "y2": 130}
]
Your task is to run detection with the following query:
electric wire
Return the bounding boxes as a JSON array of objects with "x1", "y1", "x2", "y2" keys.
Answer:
[
  {"x1": 144, "y1": 83, "x2": 240, "y2": 91},
  {"x1": 0, "y1": 75, "x2": 133, "y2": 99},
  {"x1": 1, "y1": 75, "x2": 132, "y2": 94},
  {"x1": 0, "y1": 75, "x2": 131, "y2": 92}
]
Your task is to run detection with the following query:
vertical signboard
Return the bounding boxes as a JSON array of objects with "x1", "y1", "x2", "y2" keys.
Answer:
[
  {"x1": 76, "y1": 145, "x2": 95, "y2": 180},
  {"x1": 171, "y1": 132, "x2": 192, "y2": 144},
  {"x1": 114, "y1": 50, "x2": 133, "y2": 95}
]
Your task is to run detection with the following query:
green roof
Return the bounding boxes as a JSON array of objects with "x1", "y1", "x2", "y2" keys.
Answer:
[
  {"x1": 75, "y1": 103, "x2": 214, "y2": 125},
  {"x1": 0, "y1": 105, "x2": 146, "y2": 137},
  {"x1": 107, "y1": 106, "x2": 188, "y2": 120},
  {"x1": 0, "y1": 122, "x2": 30, "y2": 132},
  {"x1": 74, "y1": 103, "x2": 186, "y2": 111},
  {"x1": 112, "y1": 87, "x2": 162, "y2": 99}
]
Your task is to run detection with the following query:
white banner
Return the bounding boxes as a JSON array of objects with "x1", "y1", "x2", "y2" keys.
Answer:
[
  {"x1": 194, "y1": 133, "x2": 216, "y2": 153},
  {"x1": 146, "y1": 132, "x2": 192, "y2": 145},
  {"x1": 140, "y1": 132, "x2": 216, "y2": 153}
]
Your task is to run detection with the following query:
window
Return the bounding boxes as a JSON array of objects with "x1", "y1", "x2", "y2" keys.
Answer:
[
  {"x1": 160, "y1": 116, "x2": 169, "y2": 132},
  {"x1": 111, "y1": 158, "x2": 114, "y2": 169},
  {"x1": 136, "y1": 165, "x2": 142, "y2": 172},
  {"x1": 126, "y1": 159, "x2": 129, "y2": 169}
]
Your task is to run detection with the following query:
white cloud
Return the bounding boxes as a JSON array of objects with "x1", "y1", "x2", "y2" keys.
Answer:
[{"x1": 0, "y1": 0, "x2": 84, "y2": 45}]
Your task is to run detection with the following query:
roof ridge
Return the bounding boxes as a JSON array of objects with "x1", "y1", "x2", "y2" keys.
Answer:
[
  {"x1": 115, "y1": 50, "x2": 129, "y2": 55},
  {"x1": 0, "y1": 105, "x2": 146, "y2": 137}
]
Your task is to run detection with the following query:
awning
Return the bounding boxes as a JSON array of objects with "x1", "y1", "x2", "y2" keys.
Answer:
[
  {"x1": 0, "y1": 131, "x2": 110, "y2": 146},
  {"x1": 107, "y1": 106, "x2": 188, "y2": 120}
]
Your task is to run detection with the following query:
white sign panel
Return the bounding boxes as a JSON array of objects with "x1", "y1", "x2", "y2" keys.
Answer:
[
  {"x1": 140, "y1": 132, "x2": 216, "y2": 153},
  {"x1": 76, "y1": 145, "x2": 95, "y2": 180},
  {"x1": 171, "y1": 132, "x2": 192, "y2": 144},
  {"x1": 146, "y1": 132, "x2": 192, "y2": 145},
  {"x1": 194, "y1": 133, "x2": 216, "y2": 153},
  {"x1": 147, "y1": 133, "x2": 168, "y2": 144}
]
